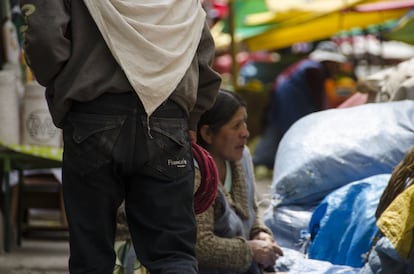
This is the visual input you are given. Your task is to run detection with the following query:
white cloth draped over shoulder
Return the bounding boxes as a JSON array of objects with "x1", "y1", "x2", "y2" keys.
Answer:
[{"x1": 83, "y1": 0, "x2": 206, "y2": 116}]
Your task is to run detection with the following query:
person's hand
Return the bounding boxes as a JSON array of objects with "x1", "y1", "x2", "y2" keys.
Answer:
[
  {"x1": 247, "y1": 239, "x2": 282, "y2": 268},
  {"x1": 252, "y1": 232, "x2": 284, "y2": 257}
]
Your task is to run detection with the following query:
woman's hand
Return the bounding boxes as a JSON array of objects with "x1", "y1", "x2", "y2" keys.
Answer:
[
  {"x1": 252, "y1": 232, "x2": 283, "y2": 257},
  {"x1": 247, "y1": 239, "x2": 282, "y2": 268}
]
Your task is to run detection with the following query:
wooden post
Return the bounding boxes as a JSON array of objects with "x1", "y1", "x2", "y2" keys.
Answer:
[{"x1": 228, "y1": 0, "x2": 239, "y2": 91}]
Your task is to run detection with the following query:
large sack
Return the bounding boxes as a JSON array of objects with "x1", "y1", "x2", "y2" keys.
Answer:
[
  {"x1": 308, "y1": 174, "x2": 390, "y2": 267},
  {"x1": 272, "y1": 100, "x2": 414, "y2": 205},
  {"x1": 357, "y1": 57, "x2": 414, "y2": 103},
  {"x1": 275, "y1": 247, "x2": 360, "y2": 274},
  {"x1": 263, "y1": 204, "x2": 314, "y2": 251},
  {"x1": 21, "y1": 81, "x2": 62, "y2": 147},
  {"x1": 0, "y1": 69, "x2": 20, "y2": 145}
]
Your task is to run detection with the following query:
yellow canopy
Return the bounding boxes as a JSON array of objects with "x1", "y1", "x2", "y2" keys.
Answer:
[
  {"x1": 245, "y1": 8, "x2": 408, "y2": 51},
  {"x1": 213, "y1": 0, "x2": 410, "y2": 52}
]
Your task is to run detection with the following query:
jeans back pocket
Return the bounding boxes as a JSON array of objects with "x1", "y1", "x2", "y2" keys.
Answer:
[
  {"x1": 64, "y1": 112, "x2": 126, "y2": 176},
  {"x1": 140, "y1": 116, "x2": 193, "y2": 181}
]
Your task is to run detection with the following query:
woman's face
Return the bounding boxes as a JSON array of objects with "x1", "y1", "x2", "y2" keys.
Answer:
[{"x1": 208, "y1": 106, "x2": 250, "y2": 162}]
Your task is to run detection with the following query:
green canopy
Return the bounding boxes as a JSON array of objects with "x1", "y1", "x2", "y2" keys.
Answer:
[{"x1": 386, "y1": 11, "x2": 414, "y2": 45}]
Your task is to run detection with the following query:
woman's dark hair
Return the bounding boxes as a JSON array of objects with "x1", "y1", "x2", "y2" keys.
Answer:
[{"x1": 197, "y1": 89, "x2": 247, "y2": 148}]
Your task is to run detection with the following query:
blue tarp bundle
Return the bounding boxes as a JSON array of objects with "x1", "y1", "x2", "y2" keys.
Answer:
[{"x1": 308, "y1": 174, "x2": 390, "y2": 267}]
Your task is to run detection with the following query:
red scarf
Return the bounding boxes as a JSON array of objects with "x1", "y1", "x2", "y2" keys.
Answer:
[{"x1": 192, "y1": 142, "x2": 219, "y2": 214}]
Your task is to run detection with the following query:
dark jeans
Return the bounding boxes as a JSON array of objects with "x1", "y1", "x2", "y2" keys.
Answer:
[{"x1": 62, "y1": 92, "x2": 198, "y2": 274}]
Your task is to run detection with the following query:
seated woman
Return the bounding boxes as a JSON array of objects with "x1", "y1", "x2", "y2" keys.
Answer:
[{"x1": 195, "y1": 89, "x2": 283, "y2": 274}]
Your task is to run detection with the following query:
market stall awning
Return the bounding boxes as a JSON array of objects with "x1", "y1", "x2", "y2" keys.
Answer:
[
  {"x1": 353, "y1": 0, "x2": 414, "y2": 12},
  {"x1": 386, "y1": 10, "x2": 414, "y2": 45},
  {"x1": 213, "y1": 0, "x2": 411, "y2": 52},
  {"x1": 244, "y1": 8, "x2": 408, "y2": 51}
]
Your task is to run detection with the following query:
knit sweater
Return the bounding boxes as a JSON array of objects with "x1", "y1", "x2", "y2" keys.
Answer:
[{"x1": 195, "y1": 149, "x2": 273, "y2": 273}]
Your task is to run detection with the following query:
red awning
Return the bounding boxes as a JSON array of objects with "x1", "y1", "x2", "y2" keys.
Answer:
[{"x1": 354, "y1": 0, "x2": 414, "y2": 12}]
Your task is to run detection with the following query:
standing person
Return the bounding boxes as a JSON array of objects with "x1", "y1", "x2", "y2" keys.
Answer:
[
  {"x1": 252, "y1": 41, "x2": 347, "y2": 170},
  {"x1": 19, "y1": 1, "x2": 221, "y2": 273},
  {"x1": 196, "y1": 89, "x2": 283, "y2": 274}
]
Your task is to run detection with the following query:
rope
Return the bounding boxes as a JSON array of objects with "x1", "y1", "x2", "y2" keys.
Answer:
[{"x1": 192, "y1": 142, "x2": 219, "y2": 215}]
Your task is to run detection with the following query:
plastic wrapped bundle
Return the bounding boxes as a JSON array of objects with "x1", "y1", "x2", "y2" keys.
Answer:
[
  {"x1": 263, "y1": 204, "x2": 315, "y2": 251},
  {"x1": 308, "y1": 174, "x2": 390, "y2": 267},
  {"x1": 275, "y1": 247, "x2": 360, "y2": 274},
  {"x1": 272, "y1": 100, "x2": 414, "y2": 206}
]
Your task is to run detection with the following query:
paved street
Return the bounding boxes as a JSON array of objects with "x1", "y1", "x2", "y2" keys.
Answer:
[{"x1": 0, "y1": 238, "x2": 69, "y2": 274}]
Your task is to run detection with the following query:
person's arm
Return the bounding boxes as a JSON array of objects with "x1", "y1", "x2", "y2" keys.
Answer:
[
  {"x1": 249, "y1": 183, "x2": 283, "y2": 262},
  {"x1": 188, "y1": 22, "x2": 221, "y2": 131},
  {"x1": 20, "y1": 0, "x2": 71, "y2": 86},
  {"x1": 195, "y1": 204, "x2": 253, "y2": 272},
  {"x1": 242, "y1": 146, "x2": 274, "y2": 239},
  {"x1": 250, "y1": 196, "x2": 274, "y2": 238},
  {"x1": 242, "y1": 147, "x2": 284, "y2": 263}
]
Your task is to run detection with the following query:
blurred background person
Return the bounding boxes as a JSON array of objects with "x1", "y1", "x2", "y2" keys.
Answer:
[{"x1": 253, "y1": 41, "x2": 347, "y2": 170}]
